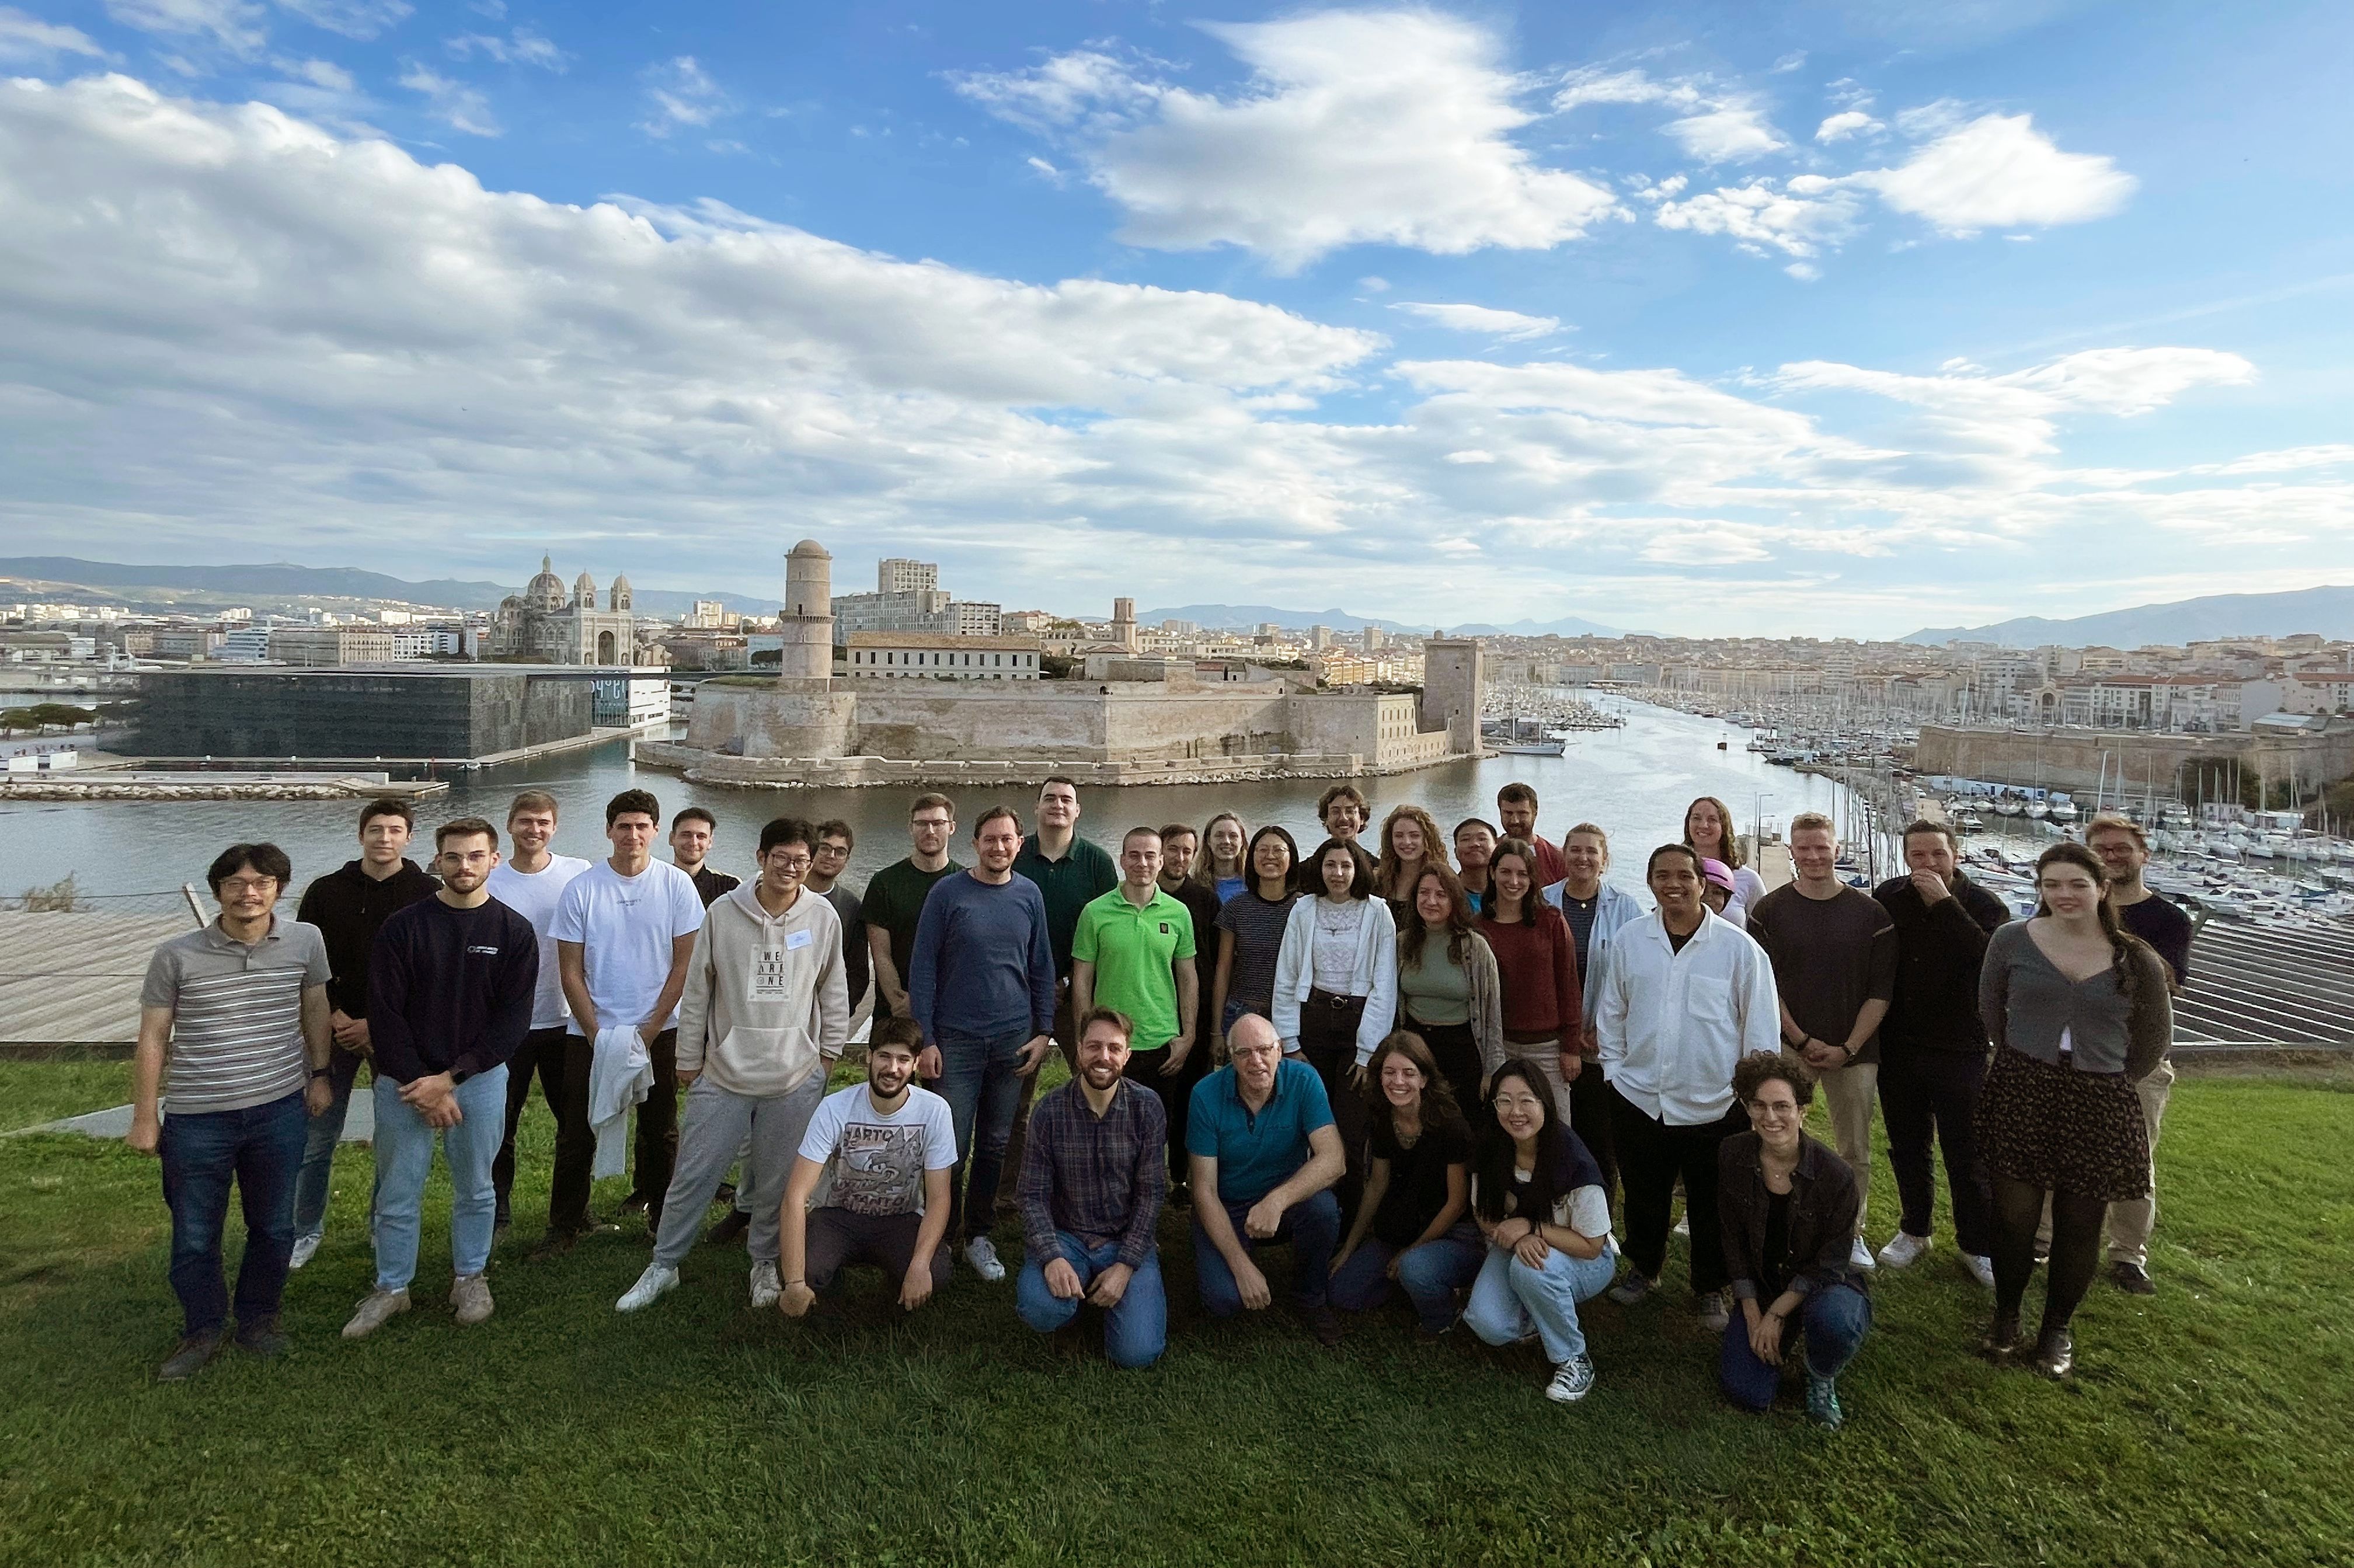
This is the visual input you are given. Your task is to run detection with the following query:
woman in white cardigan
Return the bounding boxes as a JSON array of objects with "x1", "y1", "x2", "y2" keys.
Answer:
[{"x1": 1273, "y1": 838, "x2": 1398, "y2": 1227}]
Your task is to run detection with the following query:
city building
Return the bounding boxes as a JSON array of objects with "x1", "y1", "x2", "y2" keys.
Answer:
[
  {"x1": 488, "y1": 556, "x2": 635, "y2": 664},
  {"x1": 270, "y1": 626, "x2": 398, "y2": 667},
  {"x1": 847, "y1": 632, "x2": 1041, "y2": 680}
]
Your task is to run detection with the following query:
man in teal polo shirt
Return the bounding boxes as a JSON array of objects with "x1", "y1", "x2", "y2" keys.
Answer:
[{"x1": 1071, "y1": 827, "x2": 1200, "y2": 1191}]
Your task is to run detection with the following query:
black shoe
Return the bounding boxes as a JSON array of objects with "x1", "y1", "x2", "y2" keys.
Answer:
[
  {"x1": 2032, "y1": 1326, "x2": 2075, "y2": 1379},
  {"x1": 158, "y1": 1330, "x2": 222, "y2": 1382},
  {"x1": 527, "y1": 1229, "x2": 578, "y2": 1263},
  {"x1": 234, "y1": 1316, "x2": 290, "y2": 1358},
  {"x1": 713, "y1": 1182, "x2": 737, "y2": 1205},
  {"x1": 1167, "y1": 1181, "x2": 1192, "y2": 1211},
  {"x1": 1980, "y1": 1310, "x2": 2026, "y2": 1364},
  {"x1": 2108, "y1": 1260, "x2": 2156, "y2": 1296},
  {"x1": 619, "y1": 1191, "x2": 649, "y2": 1217},
  {"x1": 1295, "y1": 1301, "x2": 1344, "y2": 1348},
  {"x1": 706, "y1": 1210, "x2": 751, "y2": 1248}
]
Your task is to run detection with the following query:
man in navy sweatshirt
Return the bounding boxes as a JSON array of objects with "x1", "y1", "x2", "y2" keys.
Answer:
[
  {"x1": 906, "y1": 804, "x2": 1056, "y2": 1284},
  {"x1": 343, "y1": 817, "x2": 538, "y2": 1339}
]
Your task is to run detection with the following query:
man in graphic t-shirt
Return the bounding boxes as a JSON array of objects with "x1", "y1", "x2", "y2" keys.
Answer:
[
  {"x1": 550, "y1": 789, "x2": 707, "y2": 1236},
  {"x1": 778, "y1": 1021, "x2": 958, "y2": 1315}
]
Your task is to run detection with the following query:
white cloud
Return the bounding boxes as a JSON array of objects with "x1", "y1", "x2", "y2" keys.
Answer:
[
  {"x1": 1391, "y1": 301, "x2": 1559, "y2": 340},
  {"x1": 1858, "y1": 111, "x2": 2133, "y2": 231},
  {"x1": 1024, "y1": 154, "x2": 1062, "y2": 183},
  {"x1": 0, "y1": 7, "x2": 109, "y2": 61},
  {"x1": 1770, "y1": 51, "x2": 1806, "y2": 74},
  {"x1": 446, "y1": 26, "x2": 564, "y2": 71},
  {"x1": 286, "y1": 57, "x2": 349, "y2": 90},
  {"x1": 1815, "y1": 110, "x2": 1879, "y2": 143},
  {"x1": 0, "y1": 72, "x2": 2334, "y2": 633},
  {"x1": 105, "y1": 0, "x2": 267, "y2": 55},
  {"x1": 1555, "y1": 66, "x2": 1787, "y2": 164},
  {"x1": 276, "y1": 0, "x2": 408, "y2": 41},
  {"x1": 1650, "y1": 175, "x2": 1862, "y2": 258},
  {"x1": 398, "y1": 61, "x2": 496, "y2": 135},
  {"x1": 640, "y1": 55, "x2": 727, "y2": 137},
  {"x1": 953, "y1": 9, "x2": 1621, "y2": 271},
  {"x1": 1664, "y1": 103, "x2": 1787, "y2": 163}
]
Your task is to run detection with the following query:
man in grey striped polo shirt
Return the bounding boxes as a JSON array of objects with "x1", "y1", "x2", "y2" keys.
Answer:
[{"x1": 130, "y1": 842, "x2": 334, "y2": 1382}]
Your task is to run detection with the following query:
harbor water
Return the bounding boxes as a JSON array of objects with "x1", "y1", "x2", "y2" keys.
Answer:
[{"x1": 1, "y1": 699, "x2": 1854, "y2": 906}]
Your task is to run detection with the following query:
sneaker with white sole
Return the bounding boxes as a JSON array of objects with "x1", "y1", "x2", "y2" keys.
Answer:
[
  {"x1": 749, "y1": 1260, "x2": 781, "y2": 1311},
  {"x1": 1606, "y1": 1270, "x2": 1656, "y2": 1306},
  {"x1": 1672, "y1": 1216, "x2": 1690, "y2": 1238},
  {"x1": 1545, "y1": 1355, "x2": 1597, "y2": 1403},
  {"x1": 1848, "y1": 1238, "x2": 1878, "y2": 1271},
  {"x1": 1696, "y1": 1290, "x2": 1730, "y2": 1332},
  {"x1": 615, "y1": 1264, "x2": 680, "y2": 1313},
  {"x1": 342, "y1": 1287, "x2": 411, "y2": 1340},
  {"x1": 1877, "y1": 1231, "x2": 1931, "y2": 1270},
  {"x1": 1963, "y1": 1253, "x2": 1996, "y2": 1288},
  {"x1": 450, "y1": 1273, "x2": 494, "y2": 1327},
  {"x1": 289, "y1": 1231, "x2": 322, "y2": 1271},
  {"x1": 963, "y1": 1236, "x2": 1007, "y2": 1283}
]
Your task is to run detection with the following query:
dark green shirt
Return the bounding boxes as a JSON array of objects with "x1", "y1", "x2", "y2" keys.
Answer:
[
  {"x1": 861, "y1": 857, "x2": 964, "y2": 1010},
  {"x1": 1012, "y1": 835, "x2": 1119, "y2": 978}
]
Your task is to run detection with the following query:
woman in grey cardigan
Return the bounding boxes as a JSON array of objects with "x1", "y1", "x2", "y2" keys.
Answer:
[
  {"x1": 1394, "y1": 863, "x2": 1503, "y2": 1116},
  {"x1": 1977, "y1": 841, "x2": 2172, "y2": 1378}
]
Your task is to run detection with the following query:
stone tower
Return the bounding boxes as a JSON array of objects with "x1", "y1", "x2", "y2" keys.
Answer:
[
  {"x1": 1112, "y1": 597, "x2": 1138, "y2": 651},
  {"x1": 1419, "y1": 637, "x2": 1484, "y2": 755},
  {"x1": 779, "y1": 539, "x2": 834, "y2": 685}
]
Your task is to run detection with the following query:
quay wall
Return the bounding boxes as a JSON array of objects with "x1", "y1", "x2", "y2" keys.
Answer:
[{"x1": 1914, "y1": 724, "x2": 2354, "y2": 793}]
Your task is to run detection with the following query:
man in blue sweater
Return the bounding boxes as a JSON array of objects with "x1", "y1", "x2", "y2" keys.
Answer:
[
  {"x1": 907, "y1": 804, "x2": 1056, "y2": 1283},
  {"x1": 343, "y1": 817, "x2": 538, "y2": 1339}
]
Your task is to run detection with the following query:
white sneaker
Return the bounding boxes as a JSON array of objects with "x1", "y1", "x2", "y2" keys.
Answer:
[
  {"x1": 1696, "y1": 1290, "x2": 1730, "y2": 1332},
  {"x1": 1963, "y1": 1253, "x2": 1997, "y2": 1288},
  {"x1": 450, "y1": 1272, "x2": 495, "y2": 1327},
  {"x1": 1878, "y1": 1231, "x2": 1931, "y2": 1270},
  {"x1": 963, "y1": 1235, "x2": 1007, "y2": 1283},
  {"x1": 1849, "y1": 1237, "x2": 1878, "y2": 1271},
  {"x1": 1545, "y1": 1354, "x2": 1597, "y2": 1403},
  {"x1": 749, "y1": 1260, "x2": 781, "y2": 1311},
  {"x1": 1672, "y1": 1215, "x2": 1690, "y2": 1238},
  {"x1": 615, "y1": 1263, "x2": 680, "y2": 1313},
  {"x1": 289, "y1": 1231, "x2": 322, "y2": 1271},
  {"x1": 342, "y1": 1287, "x2": 410, "y2": 1340}
]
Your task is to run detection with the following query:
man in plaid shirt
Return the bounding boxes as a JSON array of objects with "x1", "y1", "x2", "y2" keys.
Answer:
[{"x1": 1012, "y1": 1007, "x2": 1168, "y2": 1367}]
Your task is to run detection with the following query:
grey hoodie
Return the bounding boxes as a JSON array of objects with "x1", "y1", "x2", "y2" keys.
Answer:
[{"x1": 676, "y1": 882, "x2": 849, "y2": 1097}]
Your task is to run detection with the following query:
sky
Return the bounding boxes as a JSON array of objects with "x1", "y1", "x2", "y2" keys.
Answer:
[{"x1": 2, "y1": 1, "x2": 2351, "y2": 637}]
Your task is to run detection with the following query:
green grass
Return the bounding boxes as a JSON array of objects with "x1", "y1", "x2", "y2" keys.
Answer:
[
  {"x1": 0, "y1": 1058, "x2": 133, "y2": 1133},
  {"x1": 2, "y1": 1064, "x2": 2350, "y2": 1567}
]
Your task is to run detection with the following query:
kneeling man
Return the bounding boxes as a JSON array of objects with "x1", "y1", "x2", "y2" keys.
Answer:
[{"x1": 1014, "y1": 1007, "x2": 1169, "y2": 1367}]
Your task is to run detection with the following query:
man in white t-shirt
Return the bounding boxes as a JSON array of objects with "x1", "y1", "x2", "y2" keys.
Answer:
[
  {"x1": 486, "y1": 790, "x2": 594, "y2": 1256},
  {"x1": 778, "y1": 1020, "x2": 956, "y2": 1316},
  {"x1": 551, "y1": 788, "x2": 706, "y2": 1238}
]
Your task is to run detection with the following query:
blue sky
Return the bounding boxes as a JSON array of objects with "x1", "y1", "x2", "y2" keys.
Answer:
[{"x1": 2, "y1": 0, "x2": 2350, "y2": 636}]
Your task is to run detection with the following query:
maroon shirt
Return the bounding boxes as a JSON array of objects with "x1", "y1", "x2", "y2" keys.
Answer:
[{"x1": 1479, "y1": 904, "x2": 1582, "y2": 1043}]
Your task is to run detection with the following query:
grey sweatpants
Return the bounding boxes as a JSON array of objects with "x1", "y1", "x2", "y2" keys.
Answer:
[{"x1": 652, "y1": 1072, "x2": 827, "y2": 1269}]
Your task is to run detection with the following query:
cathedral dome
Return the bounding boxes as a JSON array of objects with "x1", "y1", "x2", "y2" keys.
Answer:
[
  {"x1": 573, "y1": 570, "x2": 597, "y2": 607},
  {"x1": 609, "y1": 574, "x2": 633, "y2": 611},
  {"x1": 525, "y1": 554, "x2": 566, "y2": 610}
]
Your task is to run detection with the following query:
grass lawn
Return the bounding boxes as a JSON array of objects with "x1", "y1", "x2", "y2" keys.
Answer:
[
  {"x1": 2, "y1": 1061, "x2": 2349, "y2": 1567},
  {"x1": 0, "y1": 1057, "x2": 135, "y2": 1133}
]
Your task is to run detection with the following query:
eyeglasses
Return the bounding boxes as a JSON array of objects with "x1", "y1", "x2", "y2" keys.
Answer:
[
  {"x1": 769, "y1": 856, "x2": 812, "y2": 872},
  {"x1": 217, "y1": 878, "x2": 278, "y2": 895},
  {"x1": 814, "y1": 844, "x2": 849, "y2": 858}
]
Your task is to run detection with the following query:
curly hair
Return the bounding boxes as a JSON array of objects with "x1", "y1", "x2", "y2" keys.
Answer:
[
  {"x1": 1374, "y1": 803, "x2": 1451, "y2": 901},
  {"x1": 1732, "y1": 1050, "x2": 1815, "y2": 1107},
  {"x1": 1359, "y1": 1031, "x2": 1471, "y2": 1146}
]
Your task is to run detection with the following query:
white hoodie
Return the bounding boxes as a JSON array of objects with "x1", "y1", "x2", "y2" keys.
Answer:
[{"x1": 675, "y1": 882, "x2": 849, "y2": 1098}]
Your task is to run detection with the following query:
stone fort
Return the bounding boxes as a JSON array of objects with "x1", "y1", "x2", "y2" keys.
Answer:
[{"x1": 638, "y1": 539, "x2": 1485, "y2": 788}]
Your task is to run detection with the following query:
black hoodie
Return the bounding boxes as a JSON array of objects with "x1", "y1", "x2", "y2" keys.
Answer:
[{"x1": 295, "y1": 858, "x2": 441, "y2": 1018}]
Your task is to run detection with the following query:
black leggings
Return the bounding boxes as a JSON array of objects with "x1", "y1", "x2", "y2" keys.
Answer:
[{"x1": 1992, "y1": 1176, "x2": 2105, "y2": 1332}]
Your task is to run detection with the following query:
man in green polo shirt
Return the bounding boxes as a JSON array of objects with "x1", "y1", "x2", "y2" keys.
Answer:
[{"x1": 1072, "y1": 827, "x2": 1200, "y2": 1196}]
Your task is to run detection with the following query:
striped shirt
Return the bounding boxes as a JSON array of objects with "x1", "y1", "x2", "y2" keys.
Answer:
[{"x1": 141, "y1": 918, "x2": 329, "y2": 1114}]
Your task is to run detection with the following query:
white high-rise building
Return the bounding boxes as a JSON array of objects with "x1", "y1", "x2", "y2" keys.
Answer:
[{"x1": 877, "y1": 558, "x2": 939, "y2": 594}]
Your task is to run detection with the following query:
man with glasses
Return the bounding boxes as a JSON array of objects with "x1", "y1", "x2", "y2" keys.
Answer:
[
  {"x1": 131, "y1": 844, "x2": 333, "y2": 1380},
  {"x1": 616, "y1": 818, "x2": 850, "y2": 1313},
  {"x1": 862, "y1": 795, "x2": 963, "y2": 1022}
]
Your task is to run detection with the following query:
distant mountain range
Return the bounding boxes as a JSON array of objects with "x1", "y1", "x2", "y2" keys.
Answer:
[
  {"x1": 0, "y1": 557, "x2": 776, "y2": 619},
  {"x1": 1139, "y1": 603, "x2": 1629, "y2": 637},
  {"x1": 1902, "y1": 586, "x2": 2354, "y2": 648}
]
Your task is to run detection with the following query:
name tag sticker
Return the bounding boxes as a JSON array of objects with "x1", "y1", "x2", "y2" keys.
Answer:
[{"x1": 784, "y1": 930, "x2": 813, "y2": 951}]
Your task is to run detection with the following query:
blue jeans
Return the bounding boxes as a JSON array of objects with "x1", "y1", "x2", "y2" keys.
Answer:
[
  {"x1": 1464, "y1": 1241, "x2": 1620, "y2": 1365},
  {"x1": 1329, "y1": 1222, "x2": 1485, "y2": 1333},
  {"x1": 1194, "y1": 1189, "x2": 1342, "y2": 1313},
  {"x1": 370, "y1": 1068, "x2": 509, "y2": 1291},
  {"x1": 1721, "y1": 1280, "x2": 1873, "y2": 1411},
  {"x1": 292, "y1": 1046, "x2": 363, "y2": 1239},
  {"x1": 934, "y1": 1030, "x2": 1028, "y2": 1244},
  {"x1": 158, "y1": 1090, "x2": 308, "y2": 1338},
  {"x1": 1015, "y1": 1232, "x2": 1168, "y2": 1368}
]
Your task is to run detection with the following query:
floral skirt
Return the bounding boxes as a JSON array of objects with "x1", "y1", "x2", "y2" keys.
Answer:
[{"x1": 1979, "y1": 1046, "x2": 2151, "y2": 1203}]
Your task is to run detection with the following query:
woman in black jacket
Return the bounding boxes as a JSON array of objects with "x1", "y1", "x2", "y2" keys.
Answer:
[{"x1": 1717, "y1": 1052, "x2": 1872, "y2": 1428}]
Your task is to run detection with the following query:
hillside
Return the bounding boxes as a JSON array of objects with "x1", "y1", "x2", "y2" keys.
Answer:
[
  {"x1": 0, "y1": 557, "x2": 775, "y2": 619},
  {"x1": 1903, "y1": 586, "x2": 2354, "y2": 647}
]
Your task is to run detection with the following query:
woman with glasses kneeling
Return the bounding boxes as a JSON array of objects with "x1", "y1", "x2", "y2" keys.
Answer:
[
  {"x1": 1461, "y1": 1058, "x2": 1617, "y2": 1404},
  {"x1": 1328, "y1": 1032, "x2": 1482, "y2": 1339},
  {"x1": 1718, "y1": 1052, "x2": 1871, "y2": 1428}
]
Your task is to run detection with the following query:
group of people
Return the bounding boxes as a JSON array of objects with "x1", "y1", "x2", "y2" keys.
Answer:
[{"x1": 131, "y1": 775, "x2": 2188, "y2": 1426}]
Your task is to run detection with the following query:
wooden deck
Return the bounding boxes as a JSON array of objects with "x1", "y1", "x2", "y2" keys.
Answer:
[{"x1": 0, "y1": 912, "x2": 199, "y2": 1045}]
